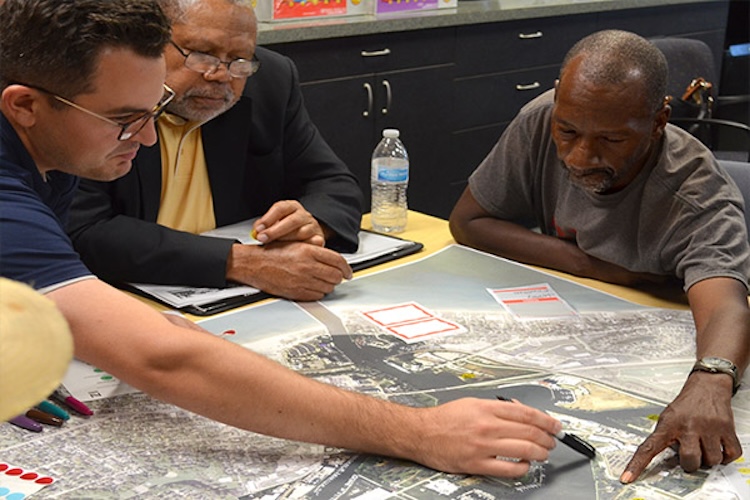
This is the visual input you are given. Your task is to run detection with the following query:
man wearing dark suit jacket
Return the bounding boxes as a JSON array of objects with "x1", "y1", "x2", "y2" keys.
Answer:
[{"x1": 68, "y1": 0, "x2": 363, "y2": 301}]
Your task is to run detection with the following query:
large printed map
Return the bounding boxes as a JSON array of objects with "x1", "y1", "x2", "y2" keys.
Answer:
[{"x1": 1, "y1": 245, "x2": 748, "y2": 498}]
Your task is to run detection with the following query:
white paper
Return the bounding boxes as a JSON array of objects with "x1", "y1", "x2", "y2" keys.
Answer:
[{"x1": 489, "y1": 283, "x2": 579, "y2": 320}]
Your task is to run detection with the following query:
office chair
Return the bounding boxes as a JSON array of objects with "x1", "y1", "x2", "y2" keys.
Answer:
[
  {"x1": 718, "y1": 159, "x2": 750, "y2": 241},
  {"x1": 651, "y1": 37, "x2": 750, "y2": 162}
]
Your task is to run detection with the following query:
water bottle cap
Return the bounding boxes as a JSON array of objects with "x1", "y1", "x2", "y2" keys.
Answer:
[{"x1": 382, "y1": 129, "x2": 400, "y2": 138}]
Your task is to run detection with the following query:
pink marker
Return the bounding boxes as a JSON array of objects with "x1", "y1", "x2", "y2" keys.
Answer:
[{"x1": 50, "y1": 386, "x2": 93, "y2": 416}]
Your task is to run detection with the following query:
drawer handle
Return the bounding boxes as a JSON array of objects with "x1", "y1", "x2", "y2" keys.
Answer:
[
  {"x1": 518, "y1": 31, "x2": 543, "y2": 40},
  {"x1": 363, "y1": 82, "x2": 373, "y2": 117},
  {"x1": 361, "y1": 48, "x2": 391, "y2": 57},
  {"x1": 516, "y1": 81, "x2": 541, "y2": 91},
  {"x1": 381, "y1": 79, "x2": 392, "y2": 115}
]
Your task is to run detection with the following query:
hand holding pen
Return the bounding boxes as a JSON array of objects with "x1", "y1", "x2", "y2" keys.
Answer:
[{"x1": 497, "y1": 396, "x2": 596, "y2": 459}]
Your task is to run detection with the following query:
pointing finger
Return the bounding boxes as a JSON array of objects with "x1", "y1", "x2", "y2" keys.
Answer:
[{"x1": 620, "y1": 433, "x2": 671, "y2": 484}]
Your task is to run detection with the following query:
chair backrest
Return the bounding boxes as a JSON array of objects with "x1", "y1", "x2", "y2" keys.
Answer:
[
  {"x1": 652, "y1": 37, "x2": 750, "y2": 162},
  {"x1": 718, "y1": 159, "x2": 750, "y2": 241},
  {"x1": 650, "y1": 37, "x2": 717, "y2": 120}
]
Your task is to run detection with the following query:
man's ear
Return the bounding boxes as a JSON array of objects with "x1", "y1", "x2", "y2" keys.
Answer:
[
  {"x1": 1, "y1": 85, "x2": 42, "y2": 127},
  {"x1": 652, "y1": 98, "x2": 671, "y2": 139}
]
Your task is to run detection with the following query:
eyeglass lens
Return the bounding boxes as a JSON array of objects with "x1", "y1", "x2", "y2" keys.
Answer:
[
  {"x1": 118, "y1": 88, "x2": 174, "y2": 140},
  {"x1": 185, "y1": 52, "x2": 257, "y2": 78}
]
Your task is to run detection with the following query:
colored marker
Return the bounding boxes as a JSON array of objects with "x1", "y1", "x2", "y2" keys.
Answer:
[
  {"x1": 25, "y1": 408, "x2": 64, "y2": 427},
  {"x1": 496, "y1": 395, "x2": 596, "y2": 459},
  {"x1": 8, "y1": 414, "x2": 43, "y2": 432},
  {"x1": 51, "y1": 386, "x2": 93, "y2": 416},
  {"x1": 36, "y1": 400, "x2": 70, "y2": 421}
]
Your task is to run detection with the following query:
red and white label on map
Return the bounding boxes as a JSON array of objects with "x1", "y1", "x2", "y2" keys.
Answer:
[{"x1": 361, "y1": 302, "x2": 466, "y2": 344}]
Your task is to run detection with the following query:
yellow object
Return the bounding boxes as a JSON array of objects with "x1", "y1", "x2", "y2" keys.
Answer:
[
  {"x1": 156, "y1": 114, "x2": 217, "y2": 234},
  {"x1": 0, "y1": 279, "x2": 74, "y2": 421}
]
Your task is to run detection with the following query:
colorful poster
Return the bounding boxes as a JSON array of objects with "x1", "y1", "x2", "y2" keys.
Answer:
[
  {"x1": 376, "y1": 0, "x2": 438, "y2": 14},
  {"x1": 273, "y1": 0, "x2": 349, "y2": 19}
]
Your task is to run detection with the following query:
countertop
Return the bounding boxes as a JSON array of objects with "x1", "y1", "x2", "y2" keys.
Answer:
[{"x1": 258, "y1": 0, "x2": 722, "y2": 44}]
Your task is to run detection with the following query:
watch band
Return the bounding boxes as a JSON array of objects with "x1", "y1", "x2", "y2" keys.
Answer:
[{"x1": 690, "y1": 357, "x2": 740, "y2": 395}]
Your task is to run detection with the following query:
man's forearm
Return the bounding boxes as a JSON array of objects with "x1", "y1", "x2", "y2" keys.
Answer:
[
  {"x1": 688, "y1": 277, "x2": 750, "y2": 378},
  {"x1": 73, "y1": 215, "x2": 234, "y2": 287},
  {"x1": 453, "y1": 215, "x2": 670, "y2": 286},
  {"x1": 452, "y1": 216, "x2": 589, "y2": 275},
  {"x1": 51, "y1": 279, "x2": 414, "y2": 455}
]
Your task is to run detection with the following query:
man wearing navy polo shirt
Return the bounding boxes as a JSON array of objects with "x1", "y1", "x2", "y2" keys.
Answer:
[{"x1": 0, "y1": 0, "x2": 562, "y2": 479}]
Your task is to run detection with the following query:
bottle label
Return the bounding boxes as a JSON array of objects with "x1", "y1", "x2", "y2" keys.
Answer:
[{"x1": 376, "y1": 167, "x2": 408, "y2": 183}]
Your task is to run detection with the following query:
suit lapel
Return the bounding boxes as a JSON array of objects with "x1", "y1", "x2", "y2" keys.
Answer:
[
  {"x1": 134, "y1": 142, "x2": 164, "y2": 221},
  {"x1": 202, "y1": 96, "x2": 253, "y2": 224}
]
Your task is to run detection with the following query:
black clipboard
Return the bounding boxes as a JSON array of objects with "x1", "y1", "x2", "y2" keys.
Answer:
[
  {"x1": 124, "y1": 230, "x2": 423, "y2": 316},
  {"x1": 348, "y1": 230, "x2": 423, "y2": 271}
]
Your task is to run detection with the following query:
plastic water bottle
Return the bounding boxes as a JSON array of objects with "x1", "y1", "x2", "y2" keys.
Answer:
[{"x1": 371, "y1": 129, "x2": 408, "y2": 233}]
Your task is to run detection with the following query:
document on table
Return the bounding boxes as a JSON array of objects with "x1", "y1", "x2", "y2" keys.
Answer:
[
  {"x1": 126, "y1": 221, "x2": 422, "y2": 315},
  {"x1": 62, "y1": 358, "x2": 138, "y2": 401},
  {"x1": 489, "y1": 283, "x2": 579, "y2": 320}
]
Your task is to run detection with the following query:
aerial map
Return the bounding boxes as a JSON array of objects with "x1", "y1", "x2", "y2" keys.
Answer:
[{"x1": 1, "y1": 245, "x2": 747, "y2": 498}]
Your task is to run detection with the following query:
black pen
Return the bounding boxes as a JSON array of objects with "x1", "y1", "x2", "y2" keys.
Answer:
[{"x1": 496, "y1": 395, "x2": 596, "y2": 459}]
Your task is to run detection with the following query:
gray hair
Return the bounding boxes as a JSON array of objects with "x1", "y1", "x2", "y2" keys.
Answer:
[
  {"x1": 561, "y1": 30, "x2": 668, "y2": 113},
  {"x1": 158, "y1": 0, "x2": 254, "y2": 23}
]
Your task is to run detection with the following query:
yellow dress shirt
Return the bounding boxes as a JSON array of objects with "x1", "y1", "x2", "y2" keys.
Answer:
[{"x1": 156, "y1": 113, "x2": 216, "y2": 234}]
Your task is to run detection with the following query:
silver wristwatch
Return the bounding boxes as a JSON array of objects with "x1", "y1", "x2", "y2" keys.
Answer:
[{"x1": 691, "y1": 356, "x2": 740, "y2": 395}]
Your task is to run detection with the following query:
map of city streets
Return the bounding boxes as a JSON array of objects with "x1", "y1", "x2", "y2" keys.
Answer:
[{"x1": 1, "y1": 246, "x2": 747, "y2": 498}]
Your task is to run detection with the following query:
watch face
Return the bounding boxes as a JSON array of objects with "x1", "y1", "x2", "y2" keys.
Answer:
[
  {"x1": 703, "y1": 357, "x2": 734, "y2": 369},
  {"x1": 693, "y1": 357, "x2": 740, "y2": 395}
]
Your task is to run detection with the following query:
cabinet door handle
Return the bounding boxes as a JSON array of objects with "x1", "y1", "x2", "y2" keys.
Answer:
[
  {"x1": 361, "y1": 48, "x2": 391, "y2": 57},
  {"x1": 381, "y1": 79, "x2": 392, "y2": 115},
  {"x1": 363, "y1": 82, "x2": 373, "y2": 117},
  {"x1": 518, "y1": 31, "x2": 543, "y2": 39},
  {"x1": 515, "y1": 81, "x2": 541, "y2": 91}
]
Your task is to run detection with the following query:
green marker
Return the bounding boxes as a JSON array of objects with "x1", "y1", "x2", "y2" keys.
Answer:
[{"x1": 36, "y1": 399, "x2": 70, "y2": 421}]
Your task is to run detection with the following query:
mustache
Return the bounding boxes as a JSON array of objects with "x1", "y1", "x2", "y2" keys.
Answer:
[
  {"x1": 182, "y1": 85, "x2": 234, "y2": 103},
  {"x1": 565, "y1": 165, "x2": 615, "y2": 177}
]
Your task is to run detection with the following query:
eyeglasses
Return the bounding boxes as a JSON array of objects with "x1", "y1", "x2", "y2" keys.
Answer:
[
  {"x1": 20, "y1": 83, "x2": 175, "y2": 141},
  {"x1": 170, "y1": 41, "x2": 260, "y2": 79}
]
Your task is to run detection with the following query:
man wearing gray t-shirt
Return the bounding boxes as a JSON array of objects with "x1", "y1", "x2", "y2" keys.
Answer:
[{"x1": 450, "y1": 30, "x2": 750, "y2": 484}]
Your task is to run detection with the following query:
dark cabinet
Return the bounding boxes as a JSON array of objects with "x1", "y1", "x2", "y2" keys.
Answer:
[{"x1": 266, "y1": 28, "x2": 455, "y2": 216}]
